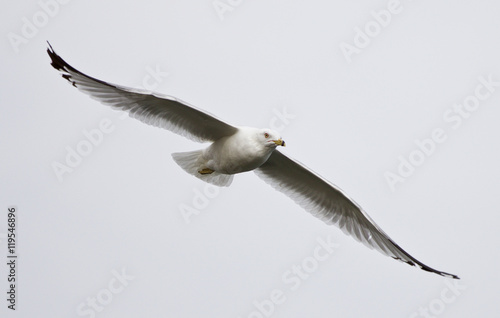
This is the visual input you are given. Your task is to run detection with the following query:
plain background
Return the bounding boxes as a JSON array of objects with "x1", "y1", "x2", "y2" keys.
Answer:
[{"x1": 1, "y1": 0, "x2": 499, "y2": 317}]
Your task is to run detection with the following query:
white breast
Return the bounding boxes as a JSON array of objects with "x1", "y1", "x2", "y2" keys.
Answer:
[{"x1": 202, "y1": 127, "x2": 274, "y2": 174}]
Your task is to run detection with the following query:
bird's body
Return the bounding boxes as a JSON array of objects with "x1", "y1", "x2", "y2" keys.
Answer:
[
  {"x1": 47, "y1": 43, "x2": 459, "y2": 279},
  {"x1": 203, "y1": 127, "x2": 280, "y2": 175},
  {"x1": 172, "y1": 126, "x2": 283, "y2": 186}
]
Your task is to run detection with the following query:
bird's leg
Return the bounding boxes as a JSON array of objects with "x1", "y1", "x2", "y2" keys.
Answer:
[{"x1": 198, "y1": 168, "x2": 214, "y2": 175}]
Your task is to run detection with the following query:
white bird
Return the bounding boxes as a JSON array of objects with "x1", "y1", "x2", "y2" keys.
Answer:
[{"x1": 47, "y1": 43, "x2": 459, "y2": 279}]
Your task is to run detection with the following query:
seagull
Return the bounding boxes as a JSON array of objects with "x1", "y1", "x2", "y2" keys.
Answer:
[{"x1": 47, "y1": 43, "x2": 459, "y2": 279}]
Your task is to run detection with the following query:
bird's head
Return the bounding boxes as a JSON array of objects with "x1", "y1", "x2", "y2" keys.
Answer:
[{"x1": 259, "y1": 129, "x2": 285, "y2": 148}]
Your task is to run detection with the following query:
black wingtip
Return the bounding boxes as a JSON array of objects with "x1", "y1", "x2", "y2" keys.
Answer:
[
  {"x1": 47, "y1": 42, "x2": 78, "y2": 87},
  {"x1": 389, "y1": 242, "x2": 460, "y2": 279},
  {"x1": 447, "y1": 273, "x2": 460, "y2": 280},
  {"x1": 47, "y1": 41, "x2": 67, "y2": 72},
  {"x1": 419, "y1": 265, "x2": 460, "y2": 280}
]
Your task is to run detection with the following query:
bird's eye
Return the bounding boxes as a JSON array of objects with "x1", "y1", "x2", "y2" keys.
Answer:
[{"x1": 264, "y1": 133, "x2": 269, "y2": 138}]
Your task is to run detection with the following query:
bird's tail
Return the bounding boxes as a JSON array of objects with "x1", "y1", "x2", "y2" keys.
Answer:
[{"x1": 171, "y1": 150, "x2": 233, "y2": 187}]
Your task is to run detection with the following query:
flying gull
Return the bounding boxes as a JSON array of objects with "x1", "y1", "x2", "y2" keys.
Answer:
[{"x1": 47, "y1": 43, "x2": 459, "y2": 279}]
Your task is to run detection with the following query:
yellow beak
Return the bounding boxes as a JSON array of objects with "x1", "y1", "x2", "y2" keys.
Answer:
[{"x1": 273, "y1": 139, "x2": 286, "y2": 147}]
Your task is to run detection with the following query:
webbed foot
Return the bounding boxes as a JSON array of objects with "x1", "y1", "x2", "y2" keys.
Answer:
[{"x1": 198, "y1": 168, "x2": 215, "y2": 175}]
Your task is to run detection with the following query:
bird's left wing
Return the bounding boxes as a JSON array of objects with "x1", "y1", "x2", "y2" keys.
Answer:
[
  {"x1": 47, "y1": 44, "x2": 238, "y2": 143},
  {"x1": 255, "y1": 150, "x2": 459, "y2": 279}
]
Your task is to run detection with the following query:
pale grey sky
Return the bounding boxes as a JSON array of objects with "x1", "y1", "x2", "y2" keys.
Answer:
[{"x1": 1, "y1": 1, "x2": 500, "y2": 317}]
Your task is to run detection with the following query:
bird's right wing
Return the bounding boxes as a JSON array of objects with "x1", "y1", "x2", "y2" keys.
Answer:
[
  {"x1": 255, "y1": 150, "x2": 459, "y2": 279},
  {"x1": 47, "y1": 43, "x2": 238, "y2": 143}
]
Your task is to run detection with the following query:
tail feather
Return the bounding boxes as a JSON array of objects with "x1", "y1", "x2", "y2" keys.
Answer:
[{"x1": 171, "y1": 150, "x2": 233, "y2": 187}]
